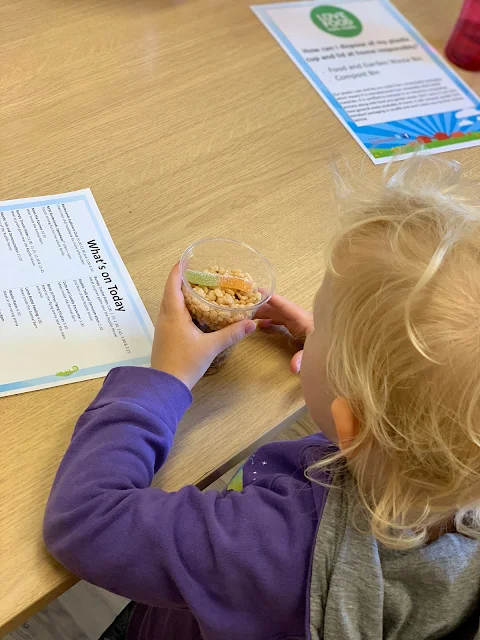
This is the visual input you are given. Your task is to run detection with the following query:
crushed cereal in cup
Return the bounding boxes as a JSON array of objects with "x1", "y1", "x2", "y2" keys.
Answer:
[{"x1": 180, "y1": 238, "x2": 275, "y2": 374}]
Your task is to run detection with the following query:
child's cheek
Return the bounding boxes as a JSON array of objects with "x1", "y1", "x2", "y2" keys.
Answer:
[
  {"x1": 301, "y1": 334, "x2": 337, "y2": 440},
  {"x1": 300, "y1": 334, "x2": 321, "y2": 414}
]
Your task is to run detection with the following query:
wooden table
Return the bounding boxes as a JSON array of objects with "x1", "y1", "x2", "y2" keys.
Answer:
[{"x1": 1, "y1": 0, "x2": 478, "y2": 633}]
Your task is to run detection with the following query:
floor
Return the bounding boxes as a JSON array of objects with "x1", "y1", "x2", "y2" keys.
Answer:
[{"x1": 5, "y1": 415, "x2": 318, "y2": 640}]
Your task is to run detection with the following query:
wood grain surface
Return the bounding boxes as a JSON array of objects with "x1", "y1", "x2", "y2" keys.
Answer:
[{"x1": 1, "y1": 0, "x2": 479, "y2": 633}]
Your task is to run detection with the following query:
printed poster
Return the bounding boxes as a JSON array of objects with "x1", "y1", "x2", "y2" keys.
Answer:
[
  {"x1": 0, "y1": 190, "x2": 153, "y2": 397},
  {"x1": 252, "y1": 0, "x2": 480, "y2": 163}
]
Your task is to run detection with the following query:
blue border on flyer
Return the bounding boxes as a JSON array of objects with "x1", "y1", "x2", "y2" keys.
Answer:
[
  {"x1": 0, "y1": 194, "x2": 153, "y2": 394},
  {"x1": 251, "y1": 0, "x2": 480, "y2": 158},
  {"x1": 0, "y1": 356, "x2": 151, "y2": 394}
]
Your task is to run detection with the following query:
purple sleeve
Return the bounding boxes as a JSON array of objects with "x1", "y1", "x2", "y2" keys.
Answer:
[{"x1": 43, "y1": 367, "x2": 316, "y2": 638}]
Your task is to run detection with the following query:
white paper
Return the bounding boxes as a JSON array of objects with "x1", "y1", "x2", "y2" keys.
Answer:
[
  {"x1": 0, "y1": 190, "x2": 154, "y2": 397},
  {"x1": 252, "y1": 0, "x2": 480, "y2": 164}
]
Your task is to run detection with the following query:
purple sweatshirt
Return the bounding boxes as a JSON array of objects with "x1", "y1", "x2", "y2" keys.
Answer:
[{"x1": 44, "y1": 367, "x2": 334, "y2": 640}]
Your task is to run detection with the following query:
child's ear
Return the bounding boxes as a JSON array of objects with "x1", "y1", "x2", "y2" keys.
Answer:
[{"x1": 331, "y1": 397, "x2": 357, "y2": 451}]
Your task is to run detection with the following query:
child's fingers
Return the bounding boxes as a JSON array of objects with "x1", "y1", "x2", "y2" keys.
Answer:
[
  {"x1": 209, "y1": 319, "x2": 257, "y2": 353},
  {"x1": 264, "y1": 294, "x2": 301, "y2": 318},
  {"x1": 290, "y1": 350, "x2": 303, "y2": 374},
  {"x1": 162, "y1": 264, "x2": 188, "y2": 315},
  {"x1": 254, "y1": 303, "x2": 286, "y2": 323},
  {"x1": 254, "y1": 304, "x2": 273, "y2": 320},
  {"x1": 256, "y1": 319, "x2": 273, "y2": 328}
]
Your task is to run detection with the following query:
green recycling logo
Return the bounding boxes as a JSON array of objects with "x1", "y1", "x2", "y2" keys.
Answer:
[{"x1": 311, "y1": 5, "x2": 362, "y2": 37}]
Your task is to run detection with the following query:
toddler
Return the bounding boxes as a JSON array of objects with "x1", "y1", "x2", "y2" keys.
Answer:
[{"x1": 44, "y1": 156, "x2": 480, "y2": 639}]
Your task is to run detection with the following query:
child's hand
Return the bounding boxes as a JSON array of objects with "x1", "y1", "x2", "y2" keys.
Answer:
[
  {"x1": 151, "y1": 264, "x2": 257, "y2": 389},
  {"x1": 255, "y1": 295, "x2": 314, "y2": 374}
]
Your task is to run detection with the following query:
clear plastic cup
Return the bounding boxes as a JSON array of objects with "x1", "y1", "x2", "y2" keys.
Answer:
[{"x1": 180, "y1": 238, "x2": 276, "y2": 374}]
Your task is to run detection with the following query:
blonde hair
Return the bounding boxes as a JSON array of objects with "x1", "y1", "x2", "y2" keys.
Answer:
[{"x1": 311, "y1": 154, "x2": 480, "y2": 549}]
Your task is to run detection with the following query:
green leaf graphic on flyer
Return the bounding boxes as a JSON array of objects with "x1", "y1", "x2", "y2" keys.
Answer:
[
  {"x1": 56, "y1": 365, "x2": 79, "y2": 377},
  {"x1": 311, "y1": 5, "x2": 362, "y2": 37}
]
